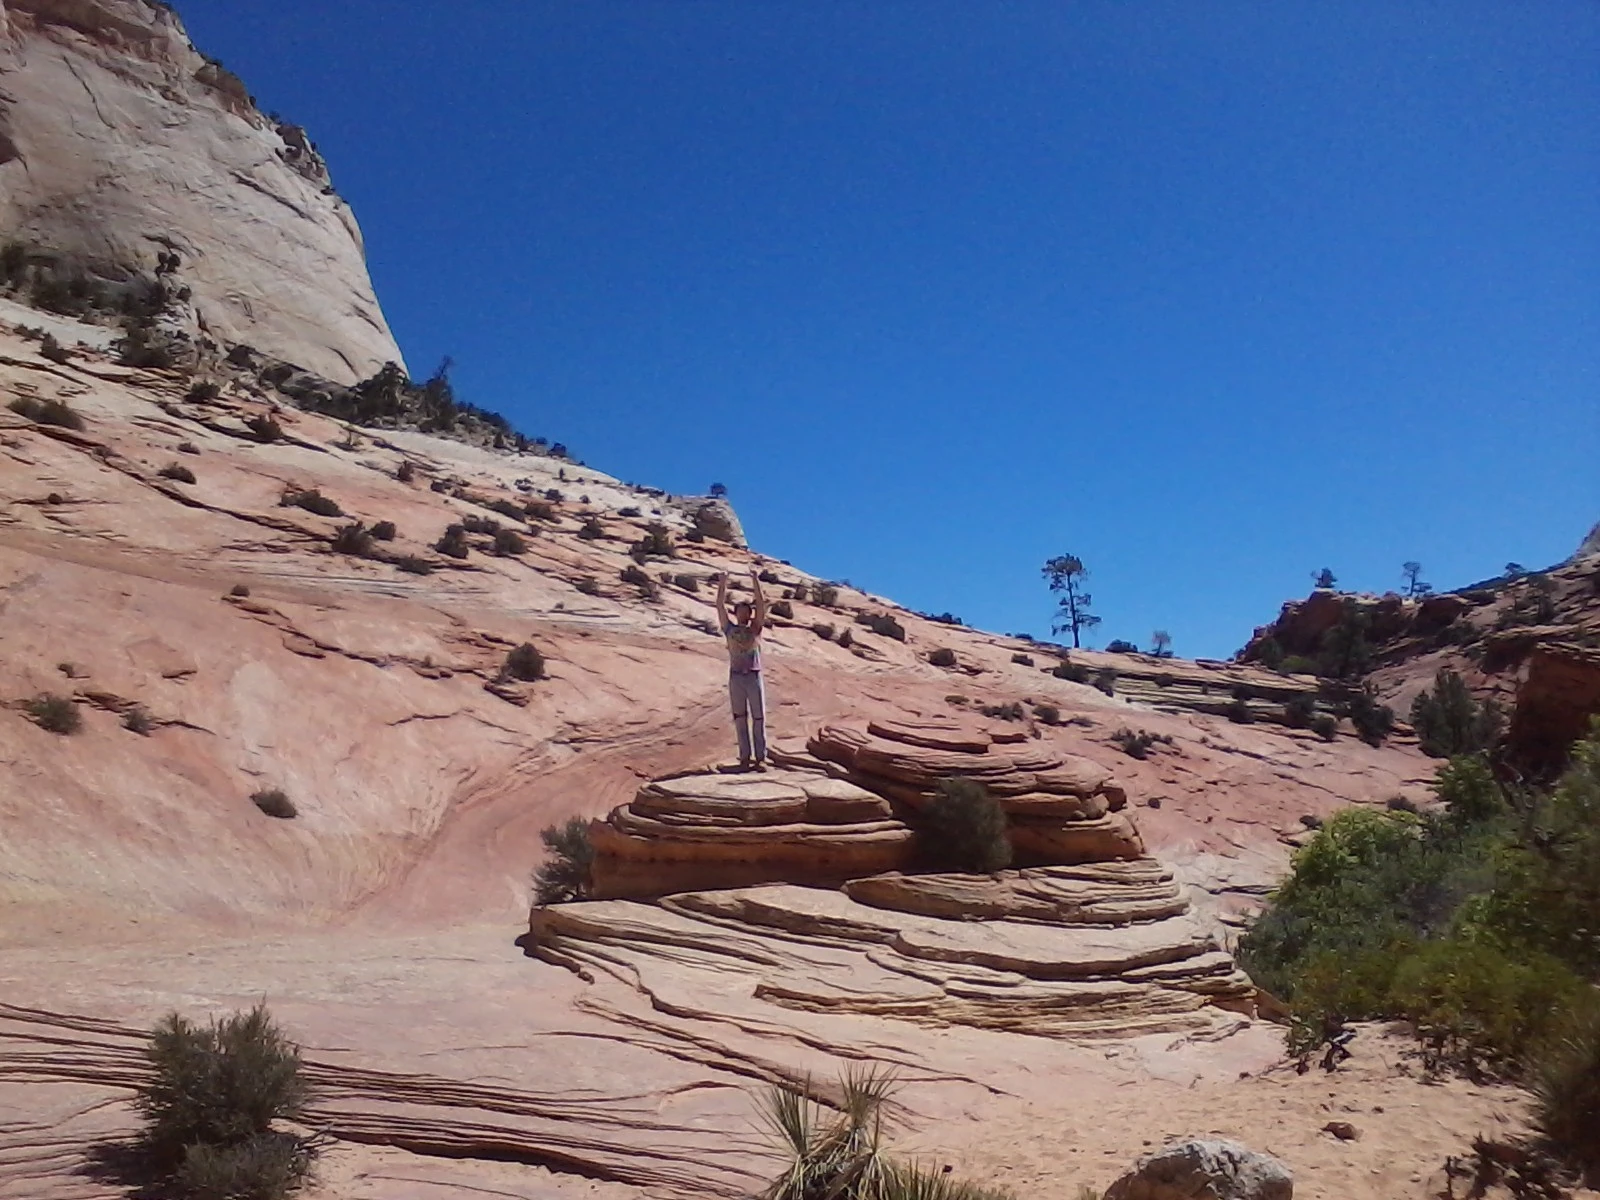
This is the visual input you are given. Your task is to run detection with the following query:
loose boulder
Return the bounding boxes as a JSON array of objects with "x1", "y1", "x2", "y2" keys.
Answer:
[{"x1": 1104, "y1": 1139, "x2": 1293, "y2": 1200}]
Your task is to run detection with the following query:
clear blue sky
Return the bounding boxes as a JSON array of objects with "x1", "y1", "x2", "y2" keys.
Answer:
[{"x1": 180, "y1": 1, "x2": 1598, "y2": 658}]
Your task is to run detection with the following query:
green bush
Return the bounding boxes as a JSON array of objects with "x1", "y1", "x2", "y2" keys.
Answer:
[
  {"x1": 1093, "y1": 668, "x2": 1116, "y2": 696},
  {"x1": 159, "y1": 462, "x2": 197, "y2": 484},
  {"x1": 524, "y1": 499, "x2": 557, "y2": 522},
  {"x1": 251, "y1": 790, "x2": 296, "y2": 819},
  {"x1": 1535, "y1": 1011, "x2": 1600, "y2": 1187},
  {"x1": 533, "y1": 818, "x2": 593, "y2": 905},
  {"x1": 1346, "y1": 684, "x2": 1395, "y2": 746},
  {"x1": 1281, "y1": 654, "x2": 1321, "y2": 675},
  {"x1": 620, "y1": 564, "x2": 652, "y2": 588},
  {"x1": 245, "y1": 414, "x2": 283, "y2": 443},
  {"x1": 25, "y1": 693, "x2": 82, "y2": 734},
  {"x1": 435, "y1": 524, "x2": 469, "y2": 559},
  {"x1": 395, "y1": 460, "x2": 416, "y2": 482},
  {"x1": 370, "y1": 520, "x2": 397, "y2": 542},
  {"x1": 492, "y1": 528, "x2": 527, "y2": 556},
  {"x1": 928, "y1": 647, "x2": 957, "y2": 668},
  {"x1": 575, "y1": 576, "x2": 600, "y2": 595},
  {"x1": 918, "y1": 778, "x2": 1011, "y2": 873},
  {"x1": 812, "y1": 583, "x2": 840, "y2": 608},
  {"x1": 1011, "y1": 652, "x2": 1034, "y2": 666},
  {"x1": 1226, "y1": 698, "x2": 1255, "y2": 724},
  {"x1": 1411, "y1": 668, "x2": 1502, "y2": 758},
  {"x1": 9, "y1": 395, "x2": 85, "y2": 430},
  {"x1": 123, "y1": 706, "x2": 154, "y2": 736},
  {"x1": 859, "y1": 612, "x2": 906, "y2": 641},
  {"x1": 503, "y1": 643, "x2": 545, "y2": 681},
  {"x1": 578, "y1": 516, "x2": 604, "y2": 540},
  {"x1": 1283, "y1": 694, "x2": 1316, "y2": 728},
  {"x1": 173, "y1": 1132, "x2": 312, "y2": 1200},
  {"x1": 281, "y1": 488, "x2": 341, "y2": 517},
  {"x1": 1311, "y1": 713, "x2": 1338, "y2": 741},
  {"x1": 461, "y1": 513, "x2": 500, "y2": 535},
  {"x1": 837, "y1": 628, "x2": 853, "y2": 649},
  {"x1": 395, "y1": 555, "x2": 433, "y2": 575},
  {"x1": 632, "y1": 522, "x2": 675, "y2": 559},
  {"x1": 40, "y1": 332, "x2": 73, "y2": 364},
  {"x1": 331, "y1": 523, "x2": 374, "y2": 557},
  {"x1": 978, "y1": 701, "x2": 1024, "y2": 722},
  {"x1": 1033, "y1": 703, "x2": 1060, "y2": 726},
  {"x1": 1052, "y1": 660, "x2": 1090, "y2": 683},
  {"x1": 135, "y1": 1006, "x2": 310, "y2": 1163},
  {"x1": 1110, "y1": 727, "x2": 1172, "y2": 759}
]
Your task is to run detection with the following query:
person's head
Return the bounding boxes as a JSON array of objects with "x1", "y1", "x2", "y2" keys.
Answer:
[{"x1": 732, "y1": 600, "x2": 754, "y2": 626}]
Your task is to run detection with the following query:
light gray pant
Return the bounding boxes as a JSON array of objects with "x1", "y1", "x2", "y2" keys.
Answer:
[{"x1": 729, "y1": 671, "x2": 767, "y2": 762}]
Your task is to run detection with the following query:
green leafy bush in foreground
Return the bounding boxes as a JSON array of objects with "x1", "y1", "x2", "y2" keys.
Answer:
[
  {"x1": 1238, "y1": 722, "x2": 1600, "y2": 1174},
  {"x1": 533, "y1": 818, "x2": 594, "y2": 905},
  {"x1": 135, "y1": 1005, "x2": 316, "y2": 1200},
  {"x1": 918, "y1": 778, "x2": 1011, "y2": 874}
]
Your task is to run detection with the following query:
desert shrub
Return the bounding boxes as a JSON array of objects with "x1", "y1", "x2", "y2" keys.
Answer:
[
  {"x1": 1535, "y1": 1011, "x2": 1600, "y2": 1186},
  {"x1": 533, "y1": 818, "x2": 593, "y2": 905},
  {"x1": 758, "y1": 1066, "x2": 1015, "y2": 1200},
  {"x1": 812, "y1": 583, "x2": 840, "y2": 607},
  {"x1": 123, "y1": 706, "x2": 153, "y2": 735},
  {"x1": 575, "y1": 575, "x2": 601, "y2": 596},
  {"x1": 632, "y1": 522, "x2": 675, "y2": 559},
  {"x1": 330, "y1": 523, "x2": 374, "y2": 557},
  {"x1": 928, "y1": 647, "x2": 957, "y2": 668},
  {"x1": 1110, "y1": 727, "x2": 1171, "y2": 759},
  {"x1": 369, "y1": 520, "x2": 396, "y2": 542},
  {"x1": 135, "y1": 1004, "x2": 313, "y2": 1193},
  {"x1": 544, "y1": 488, "x2": 563, "y2": 503},
  {"x1": 1283, "y1": 694, "x2": 1316, "y2": 729},
  {"x1": 39, "y1": 332, "x2": 72, "y2": 364},
  {"x1": 492, "y1": 528, "x2": 527, "y2": 556},
  {"x1": 769, "y1": 599, "x2": 793, "y2": 618},
  {"x1": 178, "y1": 441, "x2": 200, "y2": 455},
  {"x1": 859, "y1": 612, "x2": 906, "y2": 641},
  {"x1": 811, "y1": 622, "x2": 836, "y2": 640},
  {"x1": 9, "y1": 395, "x2": 86, "y2": 430},
  {"x1": 429, "y1": 479, "x2": 451, "y2": 493},
  {"x1": 620, "y1": 564, "x2": 652, "y2": 588},
  {"x1": 483, "y1": 498, "x2": 524, "y2": 522},
  {"x1": 1255, "y1": 636, "x2": 1286, "y2": 670},
  {"x1": 836, "y1": 628, "x2": 853, "y2": 649},
  {"x1": 395, "y1": 555, "x2": 433, "y2": 575},
  {"x1": 1346, "y1": 685, "x2": 1395, "y2": 746},
  {"x1": 281, "y1": 488, "x2": 342, "y2": 517},
  {"x1": 1281, "y1": 654, "x2": 1321, "y2": 675},
  {"x1": 1011, "y1": 652, "x2": 1034, "y2": 666},
  {"x1": 245, "y1": 414, "x2": 283, "y2": 443},
  {"x1": 789, "y1": 584, "x2": 809, "y2": 604},
  {"x1": 395, "y1": 460, "x2": 416, "y2": 482},
  {"x1": 919, "y1": 778, "x2": 1011, "y2": 873},
  {"x1": 1093, "y1": 668, "x2": 1116, "y2": 696},
  {"x1": 618, "y1": 505, "x2": 642, "y2": 518},
  {"x1": 979, "y1": 701, "x2": 1025, "y2": 722},
  {"x1": 435, "y1": 524, "x2": 470, "y2": 559},
  {"x1": 578, "y1": 516, "x2": 604, "y2": 540},
  {"x1": 230, "y1": 583, "x2": 251, "y2": 597},
  {"x1": 173, "y1": 1132, "x2": 312, "y2": 1200},
  {"x1": 503, "y1": 643, "x2": 545, "y2": 681},
  {"x1": 1052, "y1": 660, "x2": 1090, "y2": 683},
  {"x1": 251, "y1": 790, "x2": 296, "y2": 819},
  {"x1": 1311, "y1": 713, "x2": 1338, "y2": 741},
  {"x1": 1033, "y1": 703, "x2": 1060, "y2": 726},
  {"x1": 159, "y1": 462, "x2": 197, "y2": 484},
  {"x1": 1153, "y1": 672, "x2": 1176, "y2": 687},
  {"x1": 25, "y1": 693, "x2": 81, "y2": 734},
  {"x1": 1226, "y1": 698, "x2": 1255, "y2": 724},
  {"x1": 1411, "y1": 668, "x2": 1502, "y2": 758},
  {"x1": 186, "y1": 380, "x2": 221, "y2": 402},
  {"x1": 1105, "y1": 639, "x2": 1138, "y2": 654},
  {"x1": 524, "y1": 499, "x2": 557, "y2": 522},
  {"x1": 758, "y1": 569, "x2": 782, "y2": 584},
  {"x1": 673, "y1": 573, "x2": 700, "y2": 593},
  {"x1": 461, "y1": 513, "x2": 500, "y2": 535}
]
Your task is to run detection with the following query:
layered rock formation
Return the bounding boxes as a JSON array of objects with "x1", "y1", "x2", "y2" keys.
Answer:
[
  {"x1": 0, "y1": 0, "x2": 402, "y2": 381},
  {"x1": 533, "y1": 713, "x2": 1256, "y2": 1041}
]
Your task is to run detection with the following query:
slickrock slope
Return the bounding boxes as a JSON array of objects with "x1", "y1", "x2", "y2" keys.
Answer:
[
  {"x1": 1, "y1": 318, "x2": 1491, "y2": 1198},
  {"x1": 0, "y1": 0, "x2": 402, "y2": 381}
]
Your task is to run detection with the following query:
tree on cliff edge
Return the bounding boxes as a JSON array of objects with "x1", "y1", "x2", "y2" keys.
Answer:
[{"x1": 1042, "y1": 554, "x2": 1102, "y2": 649}]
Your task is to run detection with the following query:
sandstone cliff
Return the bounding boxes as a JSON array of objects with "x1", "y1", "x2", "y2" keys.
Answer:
[{"x1": 0, "y1": 0, "x2": 402, "y2": 382}]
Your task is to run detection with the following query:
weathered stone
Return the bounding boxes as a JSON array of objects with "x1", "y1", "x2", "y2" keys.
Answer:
[{"x1": 1104, "y1": 1138, "x2": 1294, "y2": 1200}]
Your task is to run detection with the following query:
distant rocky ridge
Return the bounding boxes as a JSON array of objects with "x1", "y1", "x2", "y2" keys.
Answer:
[{"x1": 0, "y1": 0, "x2": 403, "y2": 382}]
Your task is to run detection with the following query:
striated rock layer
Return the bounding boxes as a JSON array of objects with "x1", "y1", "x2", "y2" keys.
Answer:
[
  {"x1": 537, "y1": 712, "x2": 1255, "y2": 1040},
  {"x1": 0, "y1": 0, "x2": 403, "y2": 381}
]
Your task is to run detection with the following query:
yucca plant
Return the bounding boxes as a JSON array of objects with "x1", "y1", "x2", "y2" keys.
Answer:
[{"x1": 758, "y1": 1067, "x2": 1014, "y2": 1200}]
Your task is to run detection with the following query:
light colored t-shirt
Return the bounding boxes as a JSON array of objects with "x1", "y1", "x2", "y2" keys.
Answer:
[{"x1": 723, "y1": 622, "x2": 762, "y2": 674}]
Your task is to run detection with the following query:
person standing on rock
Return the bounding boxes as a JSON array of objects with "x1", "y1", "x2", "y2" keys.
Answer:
[{"x1": 716, "y1": 566, "x2": 769, "y2": 771}]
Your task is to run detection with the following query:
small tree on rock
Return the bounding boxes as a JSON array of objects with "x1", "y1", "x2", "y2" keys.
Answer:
[
  {"x1": 1402, "y1": 561, "x2": 1433, "y2": 598},
  {"x1": 533, "y1": 819, "x2": 593, "y2": 905},
  {"x1": 1312, "y1": 567, "x2": 1338, "y2": 590},
  {"x1": 1151, "y1": 630, "x2": 1173, "y2": 658},
  {"x1": 1042, "y1": 554, "x2": 1101, "y2": 649}
]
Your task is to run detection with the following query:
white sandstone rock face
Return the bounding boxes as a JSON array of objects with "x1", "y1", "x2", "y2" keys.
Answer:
[
  {"x1": 1104, "y1": 1138, "x2": 1294, "y2": 1200},
  {"x1": 0, "y1": 0, "x2": 403, "y2": 382}
]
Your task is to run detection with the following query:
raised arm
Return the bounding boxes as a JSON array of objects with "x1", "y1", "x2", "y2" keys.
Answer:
[
  {"x1": 715, "y1": 572, "x2": 730, "y2": 629},
  {"x1": 749, "y1": 565, "x2": 768, "y2": 633}
]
